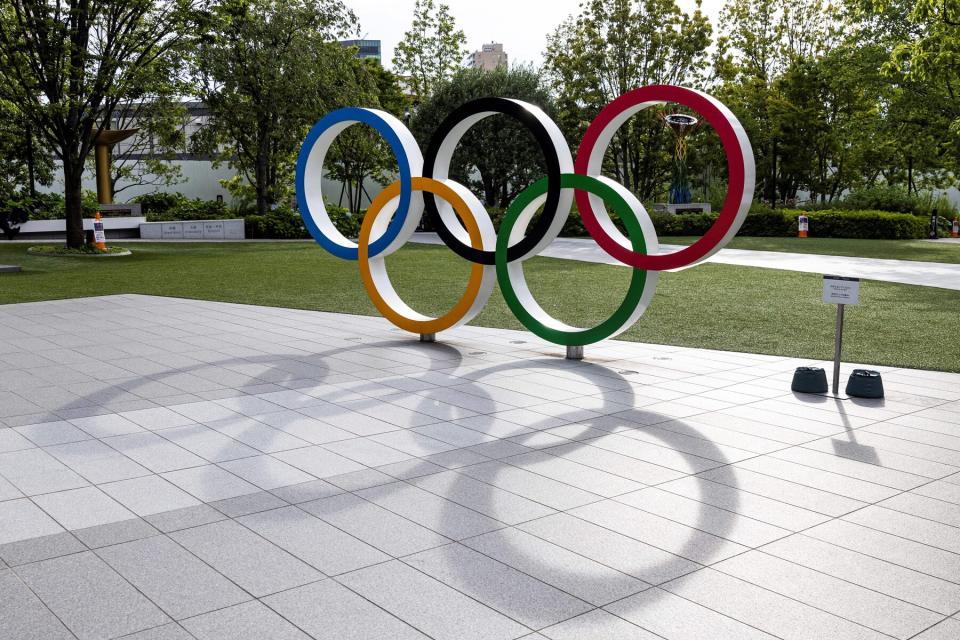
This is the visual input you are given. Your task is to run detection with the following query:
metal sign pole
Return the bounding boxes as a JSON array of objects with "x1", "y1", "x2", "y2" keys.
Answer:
[{"x1": 833, "y1": 303, "x2": 845, "y2": 395}]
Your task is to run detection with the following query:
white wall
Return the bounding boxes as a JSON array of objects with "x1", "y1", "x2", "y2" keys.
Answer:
[{"x1": 40, "y1": 159, "x2": 382, "y2": 209}]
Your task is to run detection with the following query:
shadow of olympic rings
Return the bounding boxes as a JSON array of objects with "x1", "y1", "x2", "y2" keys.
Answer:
[{"x1": 51, "y1": 330, "x2": 739, "y2": 619}]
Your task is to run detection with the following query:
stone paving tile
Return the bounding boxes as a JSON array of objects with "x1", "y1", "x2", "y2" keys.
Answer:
[
  {"x1": 663, "y1": 567, "x2": 887, "y2": 640},
  {"x1": 607, "y1": 587, "x2": 778, "y2": 640},
  {"x1": 301, "y1": 492, "x2": 449, "y2": 557},
  {"x1": 0, "y1": 498, "x2": 65, "y2": 545},
  {"x1": 338, "y1": 560, "x2": 532, "y2": 640},
  {"x1": 4, "y1": 296, "x2": 960, "y2": 640},
  {"x1": 910, "y1": 618, "x2": 960, "y2": 640},
  {"x1": 45, "y1": 439, "x2": 150, "y2": 485},
  {"x1": 263, "y1": 579, "x2": 429, "y2": 640},
  {"x1": 97, "y1": 535, "x2": 250, "y2": 620},
  {"x1": 218, "y1": 455, "x2": 316, "y2": 490},
  {"x1": 100, "y1": 475, "x2": 202, "y2": 517},
  {"x1": 182, "y1": 601, "x2": 310, "y2": 640},
  {"x1": 843, "y1": 505, "x2": 960, "y2": 554},
  {"x1": 31, "y1": 485, "x2": 136, "y2": 531},
  {"x1": 0, "y1": 530, "x2": 85, "y2": 566},
  {"x1": 518, "y1": 513, "x2": 701, "y2": 585},
  {"x1": 14, "y1": 420, "x2": 92, "y2": 446},
  {"x1": 703, "y1": 461, "x2": 875, "y2": 514},
  {"x1": 463, "y1": 528, "x2": 649, "y2": 607},
  {"x1": 161, "y1": 464, "x2": 260, "y2": 502},
  {"x1": 569, "y1": 499, "x2": 749, "y2": 565},
  {"x1": 238, "y1": 505, "x2": 389, "y2": 575},
  {"x1": 18, "y1": 551, "x2": 170, "y2": 639},
  {"x1": 0, "y1": 447, "x2": 89, "y2": 495},
  {"x1": 171, "y1": 519, "x2": 322, "y2": 597},
  {"x1": 713, "y1": 550, "x2": 942, "y2": 638},
  {"x1": 539, "y1": 609, "x2": 661, "y2": 640},
  {"x1": 121, "y1": 623, "x2": 195, "y2": 639},
  {"x1": 153, "y1": 423, "x2": 259, "y2": 462},
  {"x1": 615, "y1": 486, "x2": 791, "y2": 547},
  {"x1": 357, "y1": 481, "x2": 505, "y2": 540},
  {"x1": 103, "y1": 431, "x2": 207, "y2": 473},
  {"x1": 73, "y1": 517, "x2": 160, "y2": 549},
  {"x1": 408, "y1": 470, "x2": 557, "y2": 525},
  {"x1": 876, "y1": 491, "x2": 960, "y2": 527},
  {"x1": 0, "y1": 568, "x2": 75, "y2": 639},
  {"x1": 761, "y1": 534, "x2": 960, "y2": 614},
  {"x1": 404, "y1": 543, "x2": 593, "y2": 629}
]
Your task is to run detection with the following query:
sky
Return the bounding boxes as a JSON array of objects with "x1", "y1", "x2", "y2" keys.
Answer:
[{"x1": 347, "y1": 0, "x2": 728, "y2": 71}]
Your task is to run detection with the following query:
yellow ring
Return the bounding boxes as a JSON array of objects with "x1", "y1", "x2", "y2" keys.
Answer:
[{"x1": 358, "y1": 177, "x2": 488, "y2": 334}]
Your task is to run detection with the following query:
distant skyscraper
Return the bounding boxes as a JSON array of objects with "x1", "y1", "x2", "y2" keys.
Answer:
[
  {"x1": 469, "y1": 43, "x2": 508, "y2": 70},
  {"x1": 341, "y1": 39, "x2": 382, "y2": 62}
]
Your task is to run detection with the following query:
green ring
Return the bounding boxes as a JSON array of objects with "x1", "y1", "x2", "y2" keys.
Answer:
[{"x1": 495, "y1": 173, "x2": 651, "y2": 346}]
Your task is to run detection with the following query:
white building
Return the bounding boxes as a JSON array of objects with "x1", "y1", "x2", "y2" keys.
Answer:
[{"x1": 469, "y1": 43, "x2": 508, "y2": 71}]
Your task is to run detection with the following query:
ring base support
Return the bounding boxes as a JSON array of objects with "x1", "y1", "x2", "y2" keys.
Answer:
[
  {"x1": 566, "y1": 345, "x2": 584, "y2": 360},
  {"x1": 419, "y1": 333, "x2": 436, "y2": 343}
]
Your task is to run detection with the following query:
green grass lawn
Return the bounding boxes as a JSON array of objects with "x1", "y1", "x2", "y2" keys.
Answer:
[
  {"x1": 665, "y1": 236, "x2": 960, "y2": 263},
  {"x1": 2, "y1": 241, "x2": 958, "y2": 372}
]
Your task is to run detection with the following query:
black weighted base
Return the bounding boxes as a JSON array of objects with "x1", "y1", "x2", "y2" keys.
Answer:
[
  {"x1": 846, "y1": 369, "x2": 884, "y2": 399},
  {"x1": 791, "y1": 367, "x2": 828, "y2": 394}
]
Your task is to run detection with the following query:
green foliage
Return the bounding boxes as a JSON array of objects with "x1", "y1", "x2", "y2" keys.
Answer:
[
  {"x1": 244, "y1": 206, "x2": 309, "y2": 239},
  {"x1": 0, "y1": 0, "x2": 193, "y2": 247},
  {"x1": 411, "y1": 66, "x2": 556, "y2": 209},
  {"x1": 544, "y1": 0, "x2": 713, "y2": 201},
  {"x1": 192, "y1": 0, "x2": 359, "y2": 215},
  {"x1": 392, "y1": 0, "x2": 467, "y2": 101},
  {"x1": 325, "y1": 59, "x2": 407, "y2": 214},
  {"x1": 133, "y1": 192, "x2": 190, "y2": 216},
  {"x1": 833, "y1": 186, "x2": 956, "y2": 217},
  {"x1": 144, "y1": 199, "x2": 231, "y2": 222}
]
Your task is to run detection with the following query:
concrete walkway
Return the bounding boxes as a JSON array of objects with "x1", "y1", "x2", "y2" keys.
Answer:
[
  {"x1": 411, "y1": 233, "x2": 960, "y2": 291},
  {"x1": 0, "y1": 264, "x2": 21, "y2": 273},
  {"x1": 1, "y1": 294, "x2": 959, "y2": 640}
]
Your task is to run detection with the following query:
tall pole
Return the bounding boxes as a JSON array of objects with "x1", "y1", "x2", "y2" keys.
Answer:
[{"x1": 833, "y1": 304, "x2": 845, "y2": 395}]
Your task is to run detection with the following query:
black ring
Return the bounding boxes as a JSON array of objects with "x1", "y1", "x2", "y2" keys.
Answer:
[{"x1": 423, "y1": 97, "x2": 565, "y2": 265}]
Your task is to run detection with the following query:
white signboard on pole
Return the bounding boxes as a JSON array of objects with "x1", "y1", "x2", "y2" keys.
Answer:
[{"x1": 823, "y1": 275, "x2": 860, "y2": 305}]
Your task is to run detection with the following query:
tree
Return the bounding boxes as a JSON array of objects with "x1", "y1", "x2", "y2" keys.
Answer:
[
  {"x1": 713, "y1": 0, "x2": 842, "y2": 204},
  {"x1": 0, "y1": 0, "x2": 192, "y2": 247},
  {"x1": 325, "y1": 58, "x2": 408, "y2": 213},
  {"x1": 544, "y1": 0, "x2": 712, "y2": 200},
  {"x1": 192, "y1": 0, "x2": 358, "y2": 215},
  {"x1": 0, "y1": 99, "x2": 53, "y2": 200},
  {"x1": 411, "y1": 66, "x2": 556, "y2": 209},
  {"x1": 855, "y1": 0, "x2": 960, "y2": 191},
  {"x1": 393, "y1": 0, "x2": 467, "y2": 102},
  {"x1": 99, "y1": 54, "x2": 190, "y2": 199}
]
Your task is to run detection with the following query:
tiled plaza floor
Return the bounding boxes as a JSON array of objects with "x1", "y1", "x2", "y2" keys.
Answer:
[{"x1": 1, "y1": 294, "x2": 959, "y2": 640}]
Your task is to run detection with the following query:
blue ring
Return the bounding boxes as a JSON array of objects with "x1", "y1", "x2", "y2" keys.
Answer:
[{"x1": 296, "y1": 107, "x2": 413, "y2": 260}]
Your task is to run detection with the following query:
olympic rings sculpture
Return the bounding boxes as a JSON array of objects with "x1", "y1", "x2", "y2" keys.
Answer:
[{"x1": 296, "y1": 85, "x2": 755, "y2": 348}]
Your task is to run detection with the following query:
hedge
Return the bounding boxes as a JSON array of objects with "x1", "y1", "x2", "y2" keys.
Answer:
[
  {"x1": 574, "y1": 207, "x2": 930, "y2": 240},
  {"x1": 7, "y1": 188, "x2": 939, "y2": 241}
]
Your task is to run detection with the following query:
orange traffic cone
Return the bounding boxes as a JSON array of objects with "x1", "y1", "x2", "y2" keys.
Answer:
[{"x1": 93, "y1": 212, "x2": 108, "y2": 250}]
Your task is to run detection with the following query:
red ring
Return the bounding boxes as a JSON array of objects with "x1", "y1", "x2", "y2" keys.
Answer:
[{"x1": 575, "y1": 85, "x2": 752, "y2": 271}]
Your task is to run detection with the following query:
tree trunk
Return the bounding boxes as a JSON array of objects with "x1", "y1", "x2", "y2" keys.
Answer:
[
  {"x1": 255, "y1": 127, "x2": 270, "y2": 215},
  {"x1": 63, "y1": 159, "x2": 86, "y2": 249}
]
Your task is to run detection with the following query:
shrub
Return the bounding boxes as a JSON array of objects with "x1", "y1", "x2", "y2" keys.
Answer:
[
  {"x1": 796, "y1": 209, "x2": 927, "y2": 239},
  {"x1": 133, "y1": 192, "x2": 188, "y2": 216},
  {"x1": 551, "y1": 205, "x2": 927, "y2": 240},
  {"x1": 145, "y1": 198, "x2": 232, "y2": 222},
  {"x1": 244, "y1": 205, "x2": 310, "y2": 240},
  {"x1": 804, "y1": 186, "x2": 957, "y2": 218}
]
